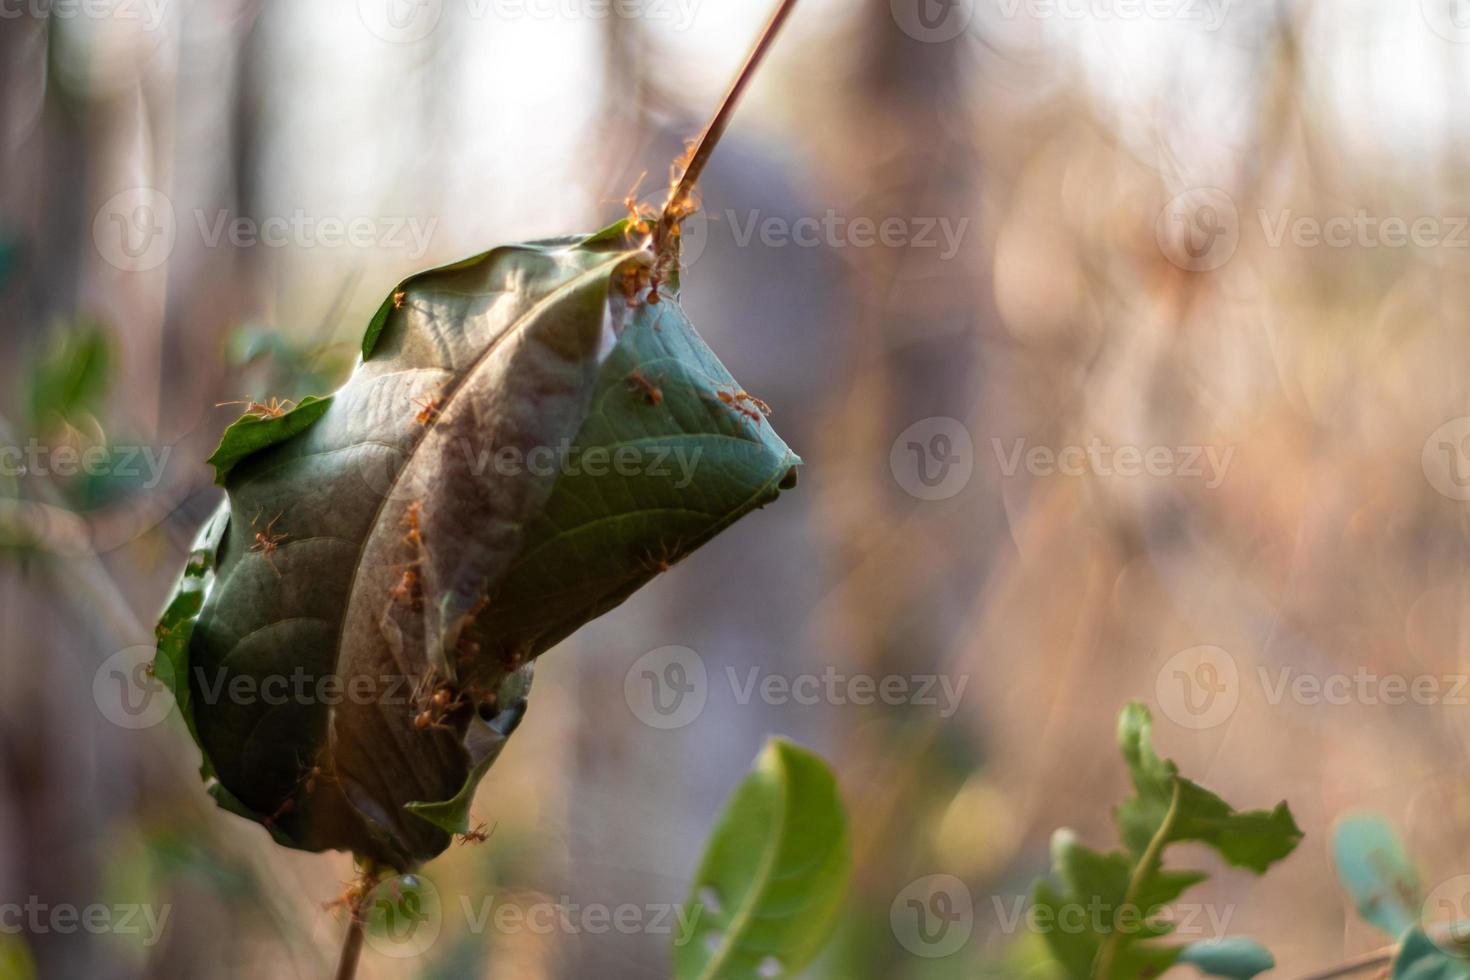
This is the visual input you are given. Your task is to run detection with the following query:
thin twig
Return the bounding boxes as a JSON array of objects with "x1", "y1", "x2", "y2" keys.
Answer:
[
  {"x1": 1284, "y1": 945, "x2": 1395, "y2": 980},
  {"x1": 653, "y1": 0, "x2": 801, "y2": 251}
]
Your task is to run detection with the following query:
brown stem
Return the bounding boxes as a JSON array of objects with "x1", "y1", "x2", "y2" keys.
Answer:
[
  {"x1": 653, "y1": 0, "x2": 801, "y2": 252},
  {"x1": 333, "y1": 866, "x2": 382, "y2": 980},
  {"x1": 333, "y1": 914, "x2": 367, "y2": 980}
]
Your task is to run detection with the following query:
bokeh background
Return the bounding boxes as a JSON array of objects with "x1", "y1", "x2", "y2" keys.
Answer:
[{"x1": 6, "y1": 0, "x2": 1470, "y2": 976}]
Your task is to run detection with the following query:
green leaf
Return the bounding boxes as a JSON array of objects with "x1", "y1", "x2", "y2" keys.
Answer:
[
  {"x1": 1033, "y1": 703, "x2": 1301, "y2": 980},
  {"x1": 1116, "y1": 703, "x2": 1303, "y2": 873},
  {"x1": 403, "y1": 664, "x2": 533, "y2": 834},
  {"x1": 156, "y1": 224, "x2": 800, "y2": 868},
  {"x1": 152, "y1": 502, "x2": 230, "y2": 772},
  {"x1": 0, "y1": 934, "x2": 36, "y2": 980},
  {"x1": 205, "y1": 395, "x2": 333, "y2": 485},
  {"x1": 674, "y1": 739, "x2": 850, "y2": 980},
  {"x1": 26, "y1": 321, "x2": 110, "y2": 432},
  {"x1": 1395, "y1": 929, "x2": 1470, "y2": 980},
  {"x1": 1178, "y1": 938, "x2": 1275, "y2": 978},
  {"x1": 1332, "y1": 812, "x2": 1422, "y2": 938}
]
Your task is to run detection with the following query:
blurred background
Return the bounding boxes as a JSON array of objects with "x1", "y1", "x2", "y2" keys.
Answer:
[{"x1": 6, "y1": 0, "x2": 1470, "y2": 976}]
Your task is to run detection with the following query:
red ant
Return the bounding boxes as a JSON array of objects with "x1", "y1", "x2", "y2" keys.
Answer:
[
  {"x1": 323, "y1": 873, "x2": 375, "y2": 922},
  {"x1": 390, "y1": 568, "x2": 420, "y2": 608},
  {"x1": 402, "y1": 501, "x2": 423, "y2": 548},
  {"x1": 642, "y1": 539, "x2": 684, "y2": 574},
  {"x1": 392, "y1": 290, "x2": 407, "y2": 309},
  {"x1": 250, "y1": 507, "x2": 288, "y2": 575},
  {"x1": 413, "y1": 395, "x2": 444, "y2": 426},
  {"x1": 217, "y1": 397, "x2": 296, "y2": 419},
  {"x1": 411, "y1": 669, "x2": 473, "y2": 731},
  {"x1": 266, "y1": 759, "x2": 328, "y2": 830},
  {"x1": 459, "y1": 820, "x2": 496, "y2": 846},
  {"x1": 622, "y1": 173, "x2": 656, "y2": 237},
  {"x1": 625, "y1": 369, "x2": 663, "y2": 406},
  {"x1": 716, "y1": 388, "x2": 767, "y2": 424}
]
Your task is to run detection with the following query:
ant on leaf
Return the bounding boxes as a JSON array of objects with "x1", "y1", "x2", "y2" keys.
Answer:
[
  {"x1": 625, "y1": 369, "x2": 663, "y2": 406},
  {"x1": 249, "y1": 506, "x2": 288, "y2": 576},
  {"x1": 459, "y1": 820, "x2": 496, "y2": 846},
  {"x1": 217, "y1": 397, "x2": 296, "y2": 419},
  {"x1": 413, "y1": 395, "x2": 444, "y2": 426}
]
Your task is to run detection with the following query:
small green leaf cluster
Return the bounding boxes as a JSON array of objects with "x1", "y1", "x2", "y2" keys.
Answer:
[{"x1": 1033, "y1": 703, "x2": 1302, "y2": 980}]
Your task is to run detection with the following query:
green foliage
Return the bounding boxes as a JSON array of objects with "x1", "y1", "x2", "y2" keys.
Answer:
[
  {"x1": 1392, "y1": 929, "x2": 1470, "y2": 980},
  {"x1": 0, "y1": 934, "x2": 35, "y2": 980},
  {"x1": 155, "y1": 221, "x2": 800, "y2": 869},
  {"x1": 1331, "y1": 813, "x2": 1421, "y2": 938},
  {"x1": 674, "y1": 739, "x2": 851, "y2": 980},
  {"x1": 206, "y1": 395, "x2": 333, "y2": 484},
  {"x1": 26, "y1": 320, "x2": 110, "y2": 434},
  {"x1": 226, "y1": 322, "x2": 353, "y2": 398},
  {"x1": 1330, "y1": 813, "x2": 1470, "y2": 978},
  {"x1": 1032, "y1": 703, "x2": 1302, "y2": 980}
]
